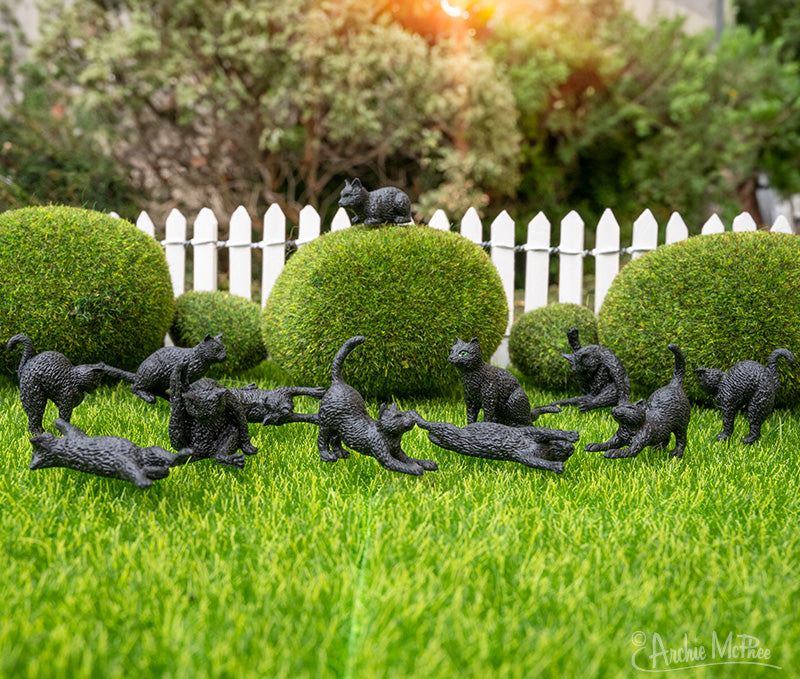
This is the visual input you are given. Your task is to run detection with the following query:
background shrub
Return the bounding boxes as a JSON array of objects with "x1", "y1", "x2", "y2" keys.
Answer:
[
  {"x1": 262, "y1": 225, "x2": 508, "y2": 397},
  {"x1": 598, "y1": 231, "x2": 800, "y2": 406},
  {"x1": 509, "y1": 303, "x2": 598, "y2": 393},
  {"x1": 0, "y1": 206, "x2": 174, "y2": 374},
  {"x1": 171, "y1": 291, "x2": 266, "y2": 374}
]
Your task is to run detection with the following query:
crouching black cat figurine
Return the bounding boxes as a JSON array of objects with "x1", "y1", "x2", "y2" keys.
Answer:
[
  {"x1": 586, "y1": 343, "x2": 691, "y2": 459},
  {"x1": 551, "y1": 327, "x2": 631, "y2": 412},
  {"x1": 696, "y1": 348, "x2": 795, "y2": 444},
  {"x1": 338, "y1": 178, "x2": 413, "y2": 225},
  {"x1": 232, "y1": 384, "x2": 326, "y2": 426},
  {"x1": 315, "y1": 336, "x2": 437, "y2": 475},
  {"x1": 29, "y1": 418, "x2": 192, "y2": 488}
]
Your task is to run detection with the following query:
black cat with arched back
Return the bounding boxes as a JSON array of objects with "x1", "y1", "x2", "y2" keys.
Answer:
[{"x1": 338, "y1": 178, "x2": 413, "y2": 226}]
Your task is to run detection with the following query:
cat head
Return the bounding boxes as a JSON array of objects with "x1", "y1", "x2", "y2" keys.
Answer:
[
  {"x1": 448, "y1": 337, "x2": 482, "y2": 370},
  {"x1": 563, "y1": 346, "x2": 602, "y2": 373},
  {"x1": 376, "y1": 402, "x2": 416, "y2": 438},
  {"x1": 611, "y1": 399, "x2": 647, "y2": 428},
  {"x1": 183, "y1": 379, "x2": 227, "y2": 419},
  {"x1": 73, "y1": 363, "x2": 107, "y2": 391},
  {"x1": 261, "y1": 389, "x2": 295, "y2": 425},
  {"x1": 198, "y1": 333, "x2": 227, "y2": 364},
  {"x1": 338, "y1": 178, "x2": 366, "y2": 208}
]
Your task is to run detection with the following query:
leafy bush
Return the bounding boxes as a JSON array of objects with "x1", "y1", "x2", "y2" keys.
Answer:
[
  {"x1": 171, "y1": 291, "x2": 266, "y2": 374},
  {"x1": 0, "y1": 206, "x2": 174, "y2": 373},
  {"x1": 509, "y1": 303, "x2": 598, "y2": 393},
  {"x1": 598, "y1": 231, "x2": 800, "y2": 406},
  {"x1": 262, "y1": 225, "x2": 507, "y2": 397}
]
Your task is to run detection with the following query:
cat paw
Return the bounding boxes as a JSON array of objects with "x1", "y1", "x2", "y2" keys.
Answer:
[
  {"x1": 584, "y1": 443, "x2": 605, "y2": 452},
  {"x1": 216, "y1": 452, "x2": 246, "y2": 469},
  {"x1": 418, "y1": 459, "x2": 439, "y2": 472},
  {"x1": 668, "y1": 448, "x2": 685, "y2": 458},
  {"x1": 716, "y1": 431, "x2": 731, "y2": 441},
  {"x1": 242, "y1": 443, "x2": 258, "y2": 456},
  {"x1": 741, "y1": 434, "x2": 760, "y2": 445},
  {"x1": 604, "y1": 448, "x2": 637, "y2": 459}
]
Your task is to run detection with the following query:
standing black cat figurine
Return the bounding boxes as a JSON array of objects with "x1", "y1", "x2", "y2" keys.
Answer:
[
  {"x1": 696, "y1": 348, "x2": 795, "y2": 444},
  {"x1": 315, "y1": 336, "x2": 437, "y2": 475},
  {"x1": 232, "y1": 384, "x2": 326, "y2": 426},
  {"x1": 338, "y1": 178, "x2": 413, "y2": 226},
  {"x1": 7, "y1": 334, "x2": 108, "y2": 434},
  {"x1": 448, "y1": 337, "x2": 561, "y2": 426}
]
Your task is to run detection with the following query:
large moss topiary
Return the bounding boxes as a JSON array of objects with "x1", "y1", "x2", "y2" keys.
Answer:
[
  {"x1": 0, "y1": 206, "x2": 174, "y2": 373},
  {"x1": 171, "y1": 291, "x2": 266, "y2": 374},
  {"x1": 262, "y1": 225, "x2": 508, "y2": 397},
  {"x1": 509, "y1": 303, "x2": 598, "y2": 393},
  {"x1": 598, "y1": 231, "x2": 800, "y2": 406}
]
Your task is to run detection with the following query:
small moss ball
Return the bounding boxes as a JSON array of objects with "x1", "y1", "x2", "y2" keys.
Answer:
[
  {"x1": 171, "y1": 291, "x2": 266, "y2": 374},
  {"x1": 509, "y1": 303, "x2": 598, "y2": 392},
  {"x1": 262, "y1": 225, "x2": 508, "y2": 397},
  {"x1": 0, "y1": 206, "x2": 174, "y2": 373},
  {"x1": 598, "y1": 231, "x2": 800, "y2": 405}
]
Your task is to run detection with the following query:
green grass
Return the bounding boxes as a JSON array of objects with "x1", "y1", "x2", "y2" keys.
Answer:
[{"x1": 1, "y1": 365, "x2": 798, "y2": 679}]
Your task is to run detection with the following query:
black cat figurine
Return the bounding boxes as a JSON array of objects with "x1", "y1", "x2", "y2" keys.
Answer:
[
  {"x1": 29, "y1": 418, "x2": 192, "y2": 488},
  {"x1": 232, "y1": 384, "x2": 326, "y2": 426},
  {"x1": 338, "y1": 178, "x2": 413, "y2": 226},
  {"x1": 7, "y1": 334, "x2": 108, "y2": 434},
  {"x1": 168, "y1": 360, "x2": 257, "y2": 469},
  {"x1": 586, "y1": 344, "x2": 691, "y2": 459},
  {"x1": 696, "y1": 348, "x2": 795, "y2": 444},
  {"x1": 551, "y1": 327, "x2": 631, "y2": 412},
  {"x1": 315, "y1": 336, "x2": 437, "y2": 475},
  {"x1": 104, "y1": 333, "x2": 227, "y2": 403},
  {"x1": 448, "y1": 337, "x2": 561, "y2": 426}
]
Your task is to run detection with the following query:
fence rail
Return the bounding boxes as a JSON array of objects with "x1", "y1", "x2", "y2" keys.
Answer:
[{"x1": 134, "y1": 205, "x2": 795, "y2": 364}]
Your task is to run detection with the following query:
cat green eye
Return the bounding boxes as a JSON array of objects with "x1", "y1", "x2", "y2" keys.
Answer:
[{"x1": 459, "y1": 350, "x2": 468, "y2": 356}]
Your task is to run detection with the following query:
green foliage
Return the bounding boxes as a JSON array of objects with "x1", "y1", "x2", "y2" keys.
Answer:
[
  {"x1": 0, "y1": 206, "x2": 174, "y2": 373},
  {"x1": 170, "y1": 291, "x2": 267, "y2": 375},
  {"x1": 509, "y1": 303, "x2": 598, "y2": 392},
  {"x1": 735, "y1": 0, "x2": 800, "y2": 62},
  {"x1": 597, "y1": 231, "x2": 800, "y2": 405},
  {"x1": 262, "y1": 225, "x2": 507, "y2": 397}
]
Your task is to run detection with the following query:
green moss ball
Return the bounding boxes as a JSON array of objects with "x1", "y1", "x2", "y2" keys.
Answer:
[
  {"x1": 598, "y1": 231, "x2": 800, "y2": 405},
  {"x1": 1, "y1": 206, "x2": 174, "y2": 373},
  {"x1": 171, "y1": 291, "x2": 266, "y2": 374},
  {"x1": 509, "y1": 303, "x2": 598, "y2": 392},
  {"x1": 262, "y1": 225, "x2": 508, "y2": 397}
]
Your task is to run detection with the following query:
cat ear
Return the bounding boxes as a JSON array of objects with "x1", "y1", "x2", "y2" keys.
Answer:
[
  {"x1": 352, "y1": 178, "x2": 362, "y2": 188},
  {"x1": 634, "y1": 399, "x2": 646, "y2": 409},
  {"x1": 470, "y1": 337, "x2": 479, "y2": 344},
  {"x1": 203, "y1": 334, "x2": 212, "y2": 341},
  {"x1": 344, "y1": 179, "x2": 351, "y2": 188},
  {"x1": 214, "y1": 333, "x2": 223, "y2": 342},
  {"x1": 379, "y1": 402, "x2": 387, "y2": 417}
]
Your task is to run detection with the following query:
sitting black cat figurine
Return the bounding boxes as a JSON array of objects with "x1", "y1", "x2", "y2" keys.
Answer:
[
  {"x1": 29, "y1": 418, "x2": 192, "y2": 488},
  {"x1": 232, "y1": 384, "x2": 326, "y2": 426},
  {"x1": 585, "y1": 343, "x2": 691, "y2": 459},
  {"x1": 7, "y1": 334, "x2": 108, "y2": 434},
  {"x1": 696, "y1": 348, "x2": 795, "y2": 444},
  {"x1": 103, "y1": 333, "x2": 227, "y2": 403},
  {"x1": 449, "y1": 337, "x2": 561, "y2": 426},
  {"x1": 338, "y1": 178, "x2": 413, "y2": 225},
  {"x1": 551, "y1": 327, "x2": 631, "y2": 412},
  {"x1": 315, "y1": 336, "x2": 437, "y2": 475},
  {"x1": 410, "y1": 412, "x2": 578, "y2": 474},
  {"x1": 168, "y1": 360, "x2": 257, "y2": 469}
]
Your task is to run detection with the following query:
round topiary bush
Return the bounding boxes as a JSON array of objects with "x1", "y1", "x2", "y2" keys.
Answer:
[
  {"x1": 171, "y1": 291, "x2": 266, "y2": 374},
  {"x1": 598, "y1": 231, "x2": 800, "y2": 406},
  {"x1": 509, "y1": 303, "x2": 598, "y2": 392},
  {"x1": 0, "y1": 206, "x2": 174, "y2": 373},
  {"x1": 262, "y1": 225, "x2": 508, "y2": 397}
]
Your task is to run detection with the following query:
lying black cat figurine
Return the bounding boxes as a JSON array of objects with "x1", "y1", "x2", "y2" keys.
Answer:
[
  {"x1": 449, "y1": 337, "x2": 561, "y2": 426},
  {"x1": 7, "y1": 334, "x2": 108, "y2": 434},
  {"x1": 168, "y1": 360, "x2": 257, "y2": 469},
  {"x1": 104, "y1": 333, "x2": 227, "y2": 403},
  {"x1": 551, "y1": 327, "x2": 631, "y2": 412},
  {"x1": 316, "y1": 336, "x2": 437, "y2": 475},
  {"x1": 232, "y1": 384, "x2": 326, "y2": 426},
  {"x1": 338, "y1": 178, "x2": 413, "y2": 226},
  {"x1": 410, "y1": 412, "x2": 578, "y2": 474},
  {"x1": 586, "y1": 343, "x2": 691, "y2": 459},
  {"x1": 696, "y1": 348, "x2": 795, "y2": 444},
  {"x1": 30, "y1": 418, "x2": 192, "y2": 488}
]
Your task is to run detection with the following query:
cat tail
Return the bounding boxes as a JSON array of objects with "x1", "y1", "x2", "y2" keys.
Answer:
[
  {"x1": 100, "y1": 364, "x2": 137, "y2": 383},
  {"x1": 6, "y1": 334, "x2": 36, "y2": 378},
  {"x1": 566, "y1": 327, "x2": 582, "y2": 353},
  {"x1": 330, "y1": 336, "x2": 366, "y2": 384},
  {"x1": 667, "y1": 343, "x2": 686, "y2": 386},
  {"x1": 767, "y1": 348, "x2": 795, "y2": 376}
]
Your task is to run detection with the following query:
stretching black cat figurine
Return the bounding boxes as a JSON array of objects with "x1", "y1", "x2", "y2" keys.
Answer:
[
  {"x1": 104, "y1": 333, "x2": 227, "y2": 403},
  {"x1": 315, "y1": 336, "x2": 437, "y2": 475},
  {"x1": 168, "y1": 360, "x2": 257, "y2": 469},
  {"x1": 448, "y1": 337, "x2": 561, "y2": 426},
  {"x1": 696, "y1": 348, "x2": 795, "y2": 444},
  {"x1": 551, "y1": 327, "x2": 631, "y2": 412},
  {"x1": 586, "y1": 344, "x2": 691, "y2": 459},
  {"x1": 30, "y1": 418, "x2": 192, "y2": 488},
  {"x1": 232, "y1": 384, "x2": 326, "y2": 426},
  {"x1": 7, "y1": 334, "x2": 107, "y2": 434},
  {"x1": 338, "y1": 178, "x2": 413, "y2": 225}
]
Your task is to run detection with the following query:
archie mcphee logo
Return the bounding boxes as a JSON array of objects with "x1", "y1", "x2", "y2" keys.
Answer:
[{"x1": 630, "y1": 630, "x2": 782, "y2": 672}]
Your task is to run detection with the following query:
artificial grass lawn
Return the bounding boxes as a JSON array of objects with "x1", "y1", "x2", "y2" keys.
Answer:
[{"x1": 0, "y1": 364, "x2": 798, "y2": 679}]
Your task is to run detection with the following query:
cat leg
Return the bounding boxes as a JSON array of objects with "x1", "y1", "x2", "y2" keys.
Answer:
[
  {"x1": 390, "y1": 444, "x2": 438, "y2": 472},
  {"x1": 19, "y1": 387, "x2": 47, "y2": 435},
  {"x1": 515, "y1": 451, "x2": 564, "y2": 473},
  {"x1": 742, "y1": 390, "x2": 774, "y2": 444},
  {"x1": 317, "y1": 428, "x2": 340, "y2": 462},
  {"x1": 668, "y1": 429, "x2": 688, "y2": 458},
  {"x1": 716, "y1": 404, "x2": 737, "y2": 441},
  {"x1": 130, "y1": 384, "x2": 159, "y2": 404},
  {"x1": 213, "y1": 429, "x2": 246, "y2": 468},
  {"x1": 578, "y1": 384, "x2": 620, "y2": 412},
  {"x1": 585, "y1": 427, "x2": 631, "y2": 452},
  {"x1": 604, "y1": 432, "x2": 644, "y2": 458}
]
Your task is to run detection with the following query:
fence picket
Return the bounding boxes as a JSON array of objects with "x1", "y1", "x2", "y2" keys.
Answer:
[
  {"x1": 164, "y1": 209, "x2": 187, "y2": 298},
  {"x1": 228, "y1": 206, "x2": 252, "y2": 300},
  {"x1": 192, "y1": 208, "x2": 218, "y2": 292},
  {"x1": 261, "y1": 204, "x2": 286, "y2": 308},
  {"x1": 773, "y1": 215, "x2": 793, "y2": 234},
  {"x1": 331, "y1": 207, "x2": 351, "y2": 231},
  {"x1": 297, "y1": 205, "x2": 321, "y2": 247},
  {"x1": 558, "y1": 211, "x2": 584, "y2": 305},
  {"x1": 428, "y1": 209, "x2": 450, "y2": 231},
  {"x1": 594, "y1": 209, "x2": 620, "y2": 313},
  {"x1": 136, "y1": 211, "x2": 155, "y2": 237},
  {"x1": 631, "y1": 209, "x2": 658, "y2": 259},
  {"x1": 732, "y1": 212, "x2": 757, "y2": 232},
  {"x1": 665, "y1": 212, "x2": 689, "y2": 244},
  {"x1": 460, "y1": 207, "x2": 483, "y2": 243},
  {"x1": 702, "y1": 214, "x2": 725, "y2": 234},
  {"x1": 525, "y1": 212, "x2": 550, "y2": 312}
]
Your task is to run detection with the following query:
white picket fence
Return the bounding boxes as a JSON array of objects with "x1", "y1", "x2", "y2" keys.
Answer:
[{"x1": 133, "y1": 205, "x2": 795, "y2": 364}]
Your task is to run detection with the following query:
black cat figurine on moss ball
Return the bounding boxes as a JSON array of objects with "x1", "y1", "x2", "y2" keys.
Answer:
[
  {"x1": 696, "y1": 348, "x2": 795, "y2": 444},
  {"x1": 338, "y1": 178, "x2": 413, "y2": 226}
]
